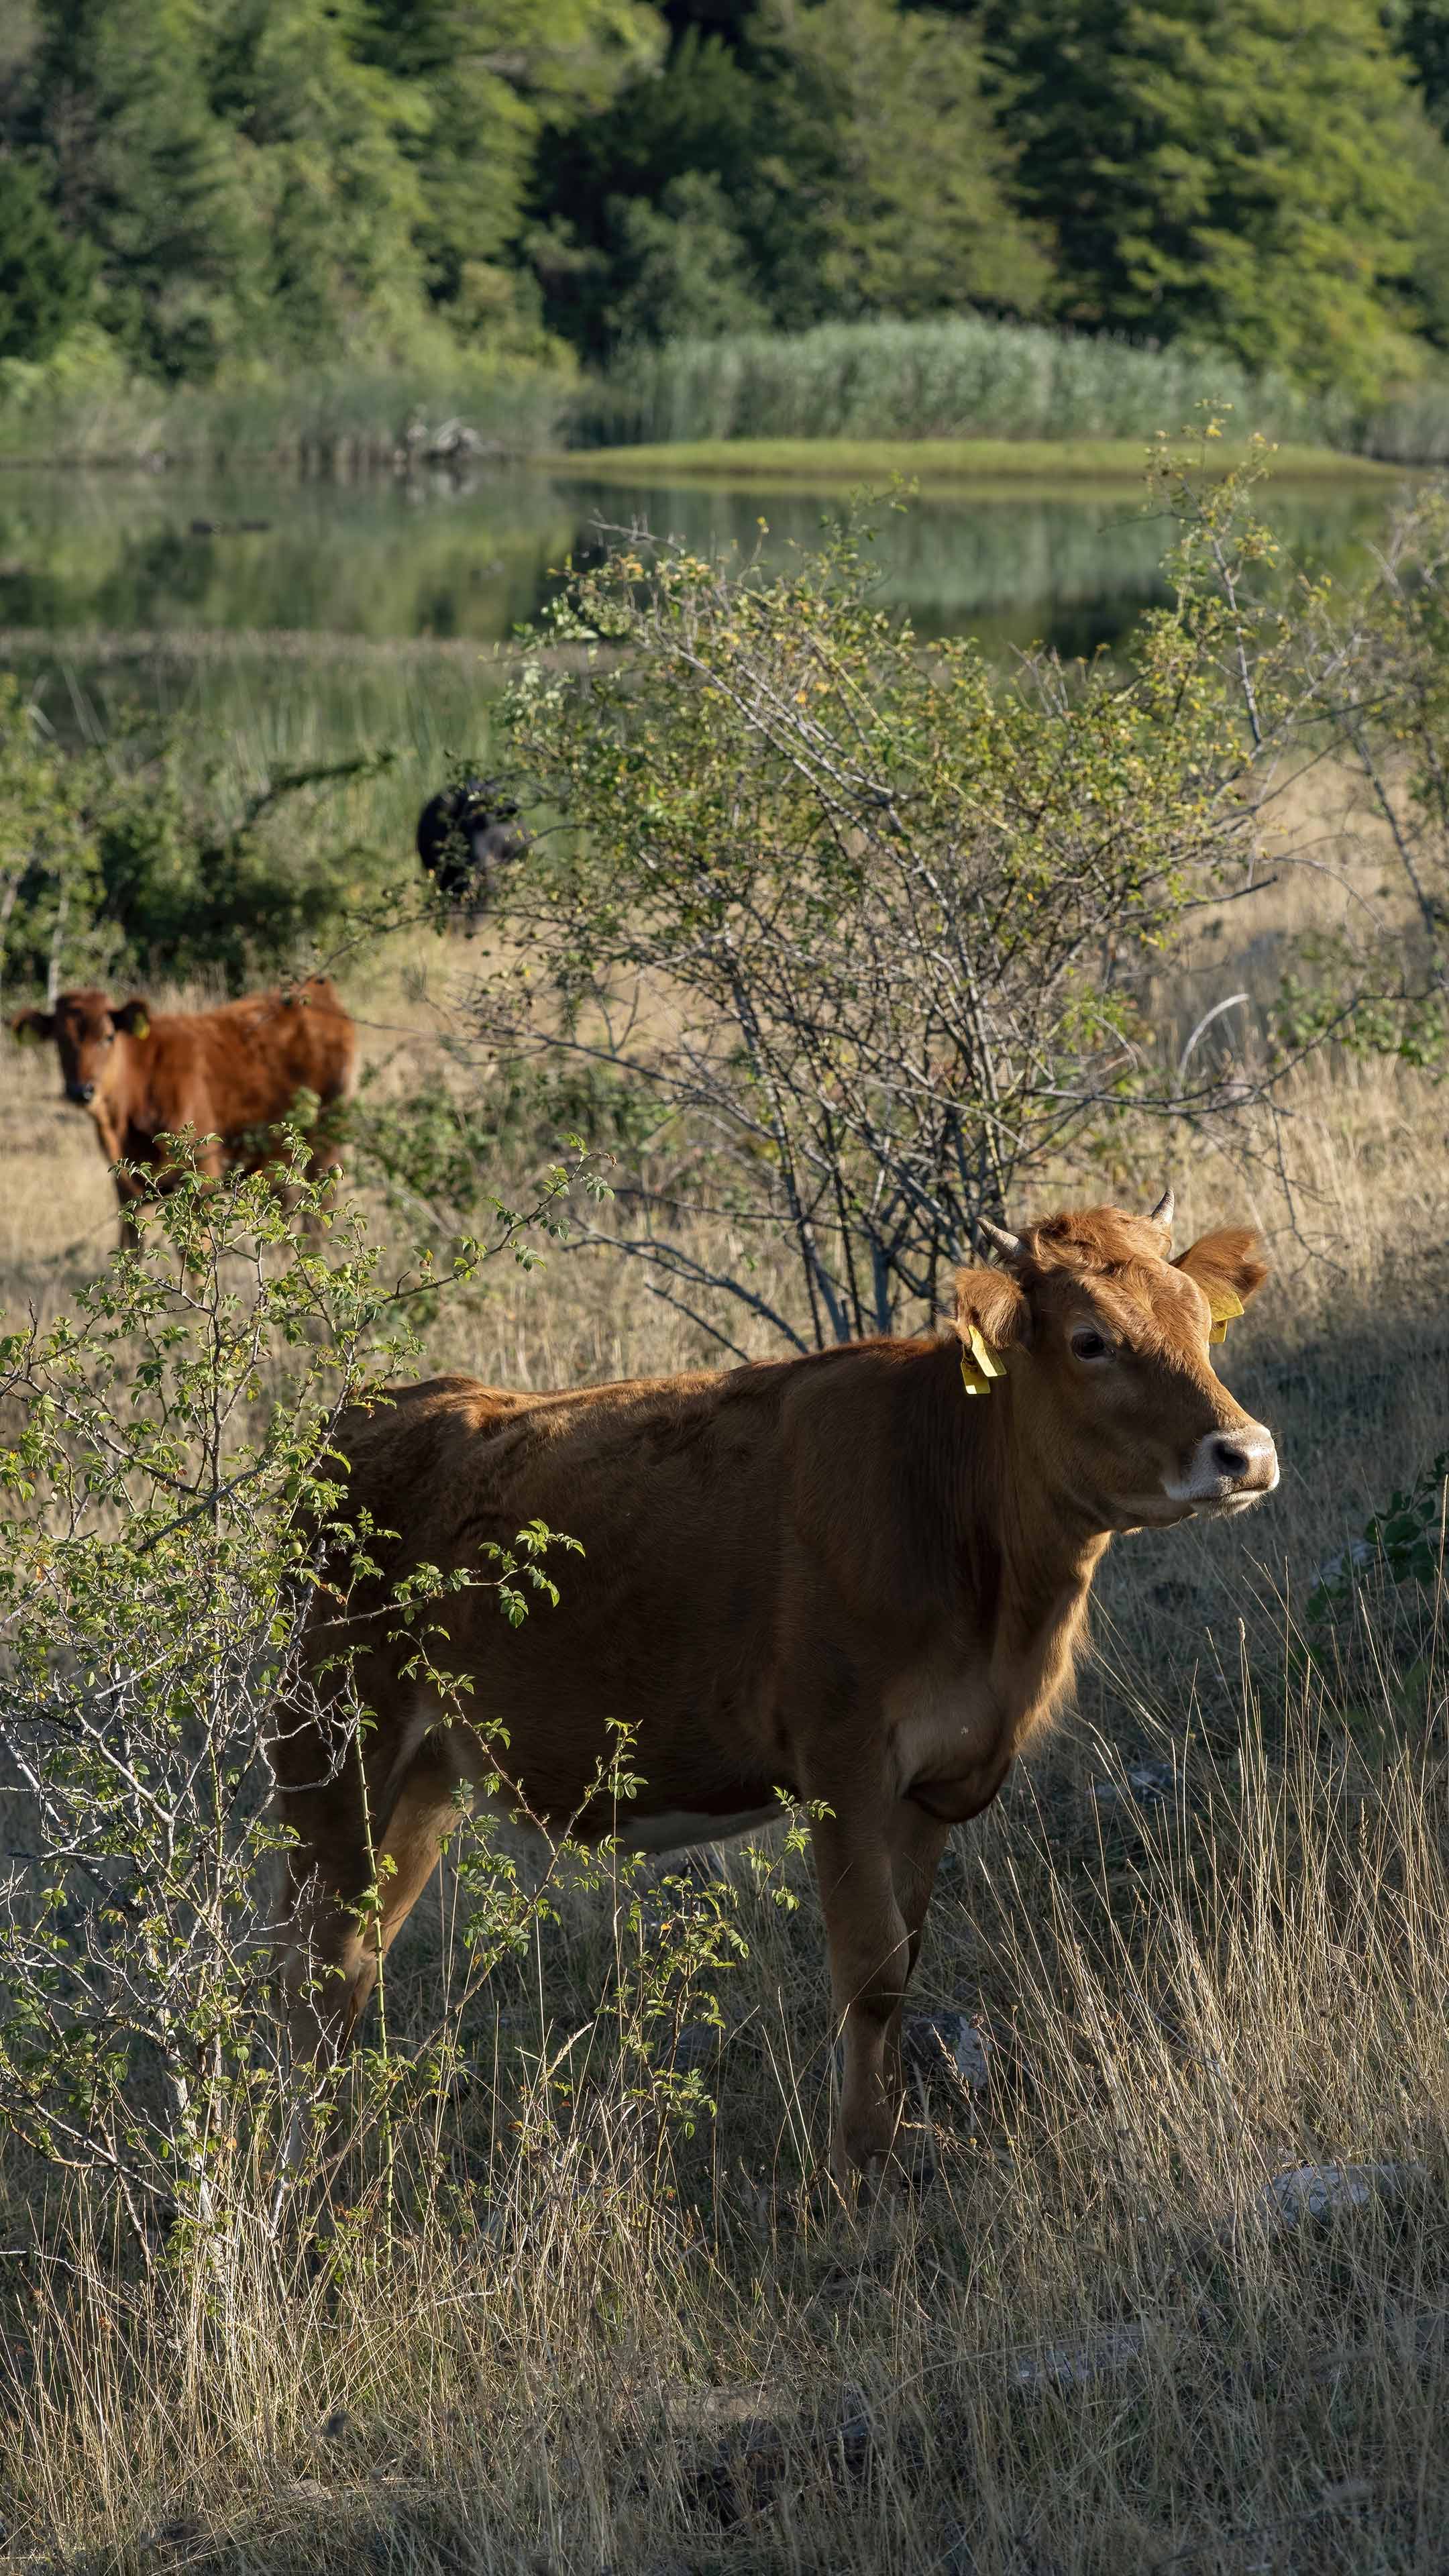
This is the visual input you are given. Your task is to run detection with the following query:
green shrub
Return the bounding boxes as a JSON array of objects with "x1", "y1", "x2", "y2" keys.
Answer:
[
  {"x1": 485, "y1": 449, "x2": 1349, "y2": 1351},
  {"x1": 0, "y1": 162, "x2": 95, "y2": 366},
  {"x1": 0, "y1": 1137, "x2": 596, "y2": 2249},
  {"x1": 0, "y1": 676, "x2": 413, "y2": 996}
]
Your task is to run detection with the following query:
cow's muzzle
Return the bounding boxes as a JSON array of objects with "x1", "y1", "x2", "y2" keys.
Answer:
[
  {"x1": 1165, "y1": 1422, "x2": 1279, "y2": 1515},
  {"x1": 66, "y1": 1081, "x2": 96, "y2": 1106}
]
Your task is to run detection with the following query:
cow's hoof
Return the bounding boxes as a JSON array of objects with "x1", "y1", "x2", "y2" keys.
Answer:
[{"x1": 832, "y1": 2119, "x2": 936, "y2": 2211}]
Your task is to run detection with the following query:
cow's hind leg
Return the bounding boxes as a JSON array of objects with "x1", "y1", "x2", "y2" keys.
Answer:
[
  {"x1": 274, "y1": 1748, "x2": 383, "y2": 2066},
  {"x1": 275, "y1": 1714, "x2": 468, "y2": 2058},
  {"x1": 810, "y1": 1794, "x2": 951, "y2": 2199},
  {"x1": 336, "y1": 1731, "x2": 470, "y2": 2035}
]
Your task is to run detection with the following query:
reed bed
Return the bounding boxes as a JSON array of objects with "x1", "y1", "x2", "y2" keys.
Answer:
[
  {"x1": 0, "y1": 343, "x2": 573, "y2": 470},
  {"x1": 574, "y1": 311, "x2": 1449, "y2": 466},
  {"x1": 573, "y1": 316, "x2": 1333, "y2": 449}
]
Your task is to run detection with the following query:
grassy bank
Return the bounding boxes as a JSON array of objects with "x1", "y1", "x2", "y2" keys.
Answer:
[
  {"x1": 571, "y1": 314, "x2": 1449, "y2": 467},
  {"x1": 548, "y1": 434, "x2": 1399, "y2": 489},
  {"x1": 8, "y1": 309, "x2": 1449, "y2": 475}
]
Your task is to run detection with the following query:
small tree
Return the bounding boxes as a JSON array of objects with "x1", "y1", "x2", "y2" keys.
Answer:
[
  {"x1": 479, "y1": 449, "x2": 1356, "y2": 1353},
  {"x1": 0, "y1": 1138, "x2": 587, "y2": 2254},
  {"x1": 0, "y1": 159, "x2": 93, "y2": 363}
]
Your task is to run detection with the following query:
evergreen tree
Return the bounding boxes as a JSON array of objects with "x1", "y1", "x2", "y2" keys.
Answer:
[
  {"x1": 1387, "y1": 0, "x2": 1449, "y2": 133},
  {"x1": 533, "y1": 3, "x2": 1047, "y2": 358},
  {"x1": 762, "y1": 0, "x2": 1051, "y2": 323},
  {"x1": 15, "y1": 0, "x2": 259, "y2": 380},
  {"x1": 531, "y1": 28, "x2": 771, "y2": 359},
  {"x1": 601, "y1": 169, "x2": 767, "y2": 345},
  {"x1": 986, "y1": 0, "x2": 1430, "y2": 398},
  {"x1": 0, "y1": 156, "x2": 94, "y2": 362},
  {"x1": 205, "y1": 0, "x2": 430, "y2": 363},
  {"x1": 358, "y1": 0, "x2": 663, "y2": 341}
]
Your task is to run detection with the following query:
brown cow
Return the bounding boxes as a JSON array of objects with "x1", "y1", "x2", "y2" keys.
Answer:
[
  {"x1": 274, "y1": 1194, "x2": 1278, "y2": 2192},
  {"x1": 11, "y1": 979, "x2": 356, "y2": 1248}
]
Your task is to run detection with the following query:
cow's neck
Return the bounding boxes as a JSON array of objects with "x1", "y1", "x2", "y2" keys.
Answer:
[{"x1": 942, "y1": 1340, "x2": 1110, "y2": 1738}]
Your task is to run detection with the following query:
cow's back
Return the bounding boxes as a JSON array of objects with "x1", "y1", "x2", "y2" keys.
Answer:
[
  {"x1": 138, "y1": 978, "x2": 356, "y2": 1141},
  {"x1": 314, "y1": 1366, "x2": 805, "y2": 1825}
]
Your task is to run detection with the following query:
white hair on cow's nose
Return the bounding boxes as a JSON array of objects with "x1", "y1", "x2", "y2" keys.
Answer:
[{"x1": 1163, "y1": 1420, "x2": 1279, "y2": 1513}]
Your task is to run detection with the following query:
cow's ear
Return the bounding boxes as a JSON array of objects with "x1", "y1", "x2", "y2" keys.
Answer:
[
  {"x1": 954, "y1": 1264, "x2": 1030, "y2": 1368},
  {"x1": 112, "y1": 997, "x2": 151, "y2": 1038},
  {"x1": 10, "y1": 1008, "x2": 55, "y2": 1046},
  {"x1": 1174, "y1": 1228, "x2": 1269, "y2": 1340}
]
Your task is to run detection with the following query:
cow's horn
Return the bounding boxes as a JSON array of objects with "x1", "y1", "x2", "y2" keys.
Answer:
[
  {"x1": 1147, "y1": 1187, "x2": 1175, "y2": 1234},
  {"x1": 977, "y1": 1216, "x2": 1022, "y2": 1264}
]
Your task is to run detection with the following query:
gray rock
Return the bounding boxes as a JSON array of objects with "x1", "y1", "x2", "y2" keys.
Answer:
[
  {"x1": 940, "y1": 2525, "x2": 979, "y2": 2576},
  {"x1": 1258, "y1": 2159, "x2": 1428, "y2": 2227},
  {"x1": 1091, "y1": 1760, "x2": 1174, "y2": 1808},
  {"x1": 1310, "y1": 1538, "x2": 1374, "y2": 1591},
  {"x1": 1010, "y1": 2324, "x2": 1149, "y2": 2392},
  {"x1": 902, "y1": 2008, "x2": 990, "y2": 2092}
]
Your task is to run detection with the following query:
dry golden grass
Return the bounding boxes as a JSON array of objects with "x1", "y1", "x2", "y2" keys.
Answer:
[{"x1": 1, "y1": 769, "x2": 1447, "y2": 2575}]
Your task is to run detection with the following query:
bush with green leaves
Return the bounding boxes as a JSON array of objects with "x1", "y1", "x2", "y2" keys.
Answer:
[
  {"x1": 0, "y1": 159, "x2": 95, "y2": 366},
  {"x1": 0, "y1": 676, "x2": 409, "y2": 1000},
  {"x1": 1267, "y1": 488, "x2": 1449, "y2": 1067},
  {"x1": 0, "y1": 1137, "x2": 597, "y2": 2253},
  {"x1": 1311, "y1": 1452, "x2": 1449, "y2": 1619},
  {"x1": 478, "y1": 446, "x2": 1363, "y2": 1352}
]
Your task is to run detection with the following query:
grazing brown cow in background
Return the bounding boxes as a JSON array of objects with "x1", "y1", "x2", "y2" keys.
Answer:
[
  {"x1": 11, "y1": 977, "x2": 356, "y2": 1247},
  {"x1": 274, "y1": 1194, "x2": 1278, "y2": 2194}
]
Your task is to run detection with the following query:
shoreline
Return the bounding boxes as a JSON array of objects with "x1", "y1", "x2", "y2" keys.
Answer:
[
  {"x1": 0, "y1": 435, "x2": 1415, "y2": 489},
  {"x1": 536, "y1": 435, "x2": 1406, "y2": 490}
]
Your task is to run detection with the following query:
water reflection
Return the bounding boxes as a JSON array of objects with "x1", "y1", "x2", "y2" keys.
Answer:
[{"x1": 0, "y1": 462, "x2": 1397, "y2": 659}]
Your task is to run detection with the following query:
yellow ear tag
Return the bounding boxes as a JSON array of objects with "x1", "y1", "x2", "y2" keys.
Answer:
[
  {"x1": 960, "y1": 1324, "x2": 1005, "y2": 1396},
  {"x1": 1206, "y1": 1285, "x2": 1243, "y2": 1346},
  {"x1": 129, "y1": 1014, "x2": 150, "y2": 1040}
]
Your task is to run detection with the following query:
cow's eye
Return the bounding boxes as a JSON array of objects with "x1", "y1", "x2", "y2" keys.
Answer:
[{"x1": 1071, "y1": 1328, "x2": 1111, "y2": 1362}]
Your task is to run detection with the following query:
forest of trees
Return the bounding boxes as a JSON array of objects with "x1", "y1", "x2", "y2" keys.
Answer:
[{"x1": 4, "y1": 0, "x2": 1449, "y2": 401}]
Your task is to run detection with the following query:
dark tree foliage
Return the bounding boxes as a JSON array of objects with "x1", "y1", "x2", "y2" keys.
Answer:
[
  {"x1": 984, "y1": 0, "x2": 1431, "y2": 397},
  {"x1": 0, "y1": 0, "x2": 1445, "y2": 394},
  {"x1": 657, "y1": 0, "x2": 755, "y2": 38},
  {"x1": 531, "y1": 3, "x2": 1046, "y2": 360},
  {"x1": 1388, "y1": 0, "x2": 1449, "y2": 129},
  {"x1": 0, "y1": 158, "x2": 94, "y2": 364},
  {"x1": 531, "y1": 31, "x2": 777, "y2": 361}
]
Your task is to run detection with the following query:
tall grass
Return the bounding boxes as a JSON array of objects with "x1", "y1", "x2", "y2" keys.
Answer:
[
  {"x1": 0, "y1": 1589, "x2": 1443, "y2": 2573},
  {"x1": 573, "y1": 314, "x2": 1346, "y2": 448},
  {"x1": 0, "y1": 331, "x2": 574, "y2": 468},
  {"x1": 574, "y1": 311, "x2": 1449, "y2": 462}
]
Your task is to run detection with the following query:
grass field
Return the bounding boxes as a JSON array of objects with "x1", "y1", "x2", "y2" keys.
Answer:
[
  {"x1": 545, "y1": 436, "x2": 1399, "y2": 492},
  {"x1": 1, "y1": 745, "x2": 1447, "y2": 2570}
]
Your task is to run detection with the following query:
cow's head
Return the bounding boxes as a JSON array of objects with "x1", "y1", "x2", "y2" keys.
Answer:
[
  {"x1": 954, "y1": 1193, "x2": 1278, "y2": 1531},
  {"x1": 11, "y1": 990, "x2": 151, "y2": 1109}
]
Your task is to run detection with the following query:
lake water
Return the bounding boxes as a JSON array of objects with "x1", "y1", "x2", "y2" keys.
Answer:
[{"x1": 0, "y1": 461, "x2": 1400, "y2": 664}]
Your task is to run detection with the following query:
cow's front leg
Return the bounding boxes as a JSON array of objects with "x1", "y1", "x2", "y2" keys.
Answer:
[
  {"x1": 810, "y1": 1799, "x2": 920, "y2": 2196},
  {"x1": 111, "y1": 1167, "x2": 148, "y2": 1255},
  {"x1": 881, "y1": 1796, "x2": 952, "y2": 2102}
]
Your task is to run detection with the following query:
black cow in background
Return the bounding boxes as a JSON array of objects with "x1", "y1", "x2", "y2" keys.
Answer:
[{"x1": 416, "y1": 777, "x2": 528, "y2": 909}]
